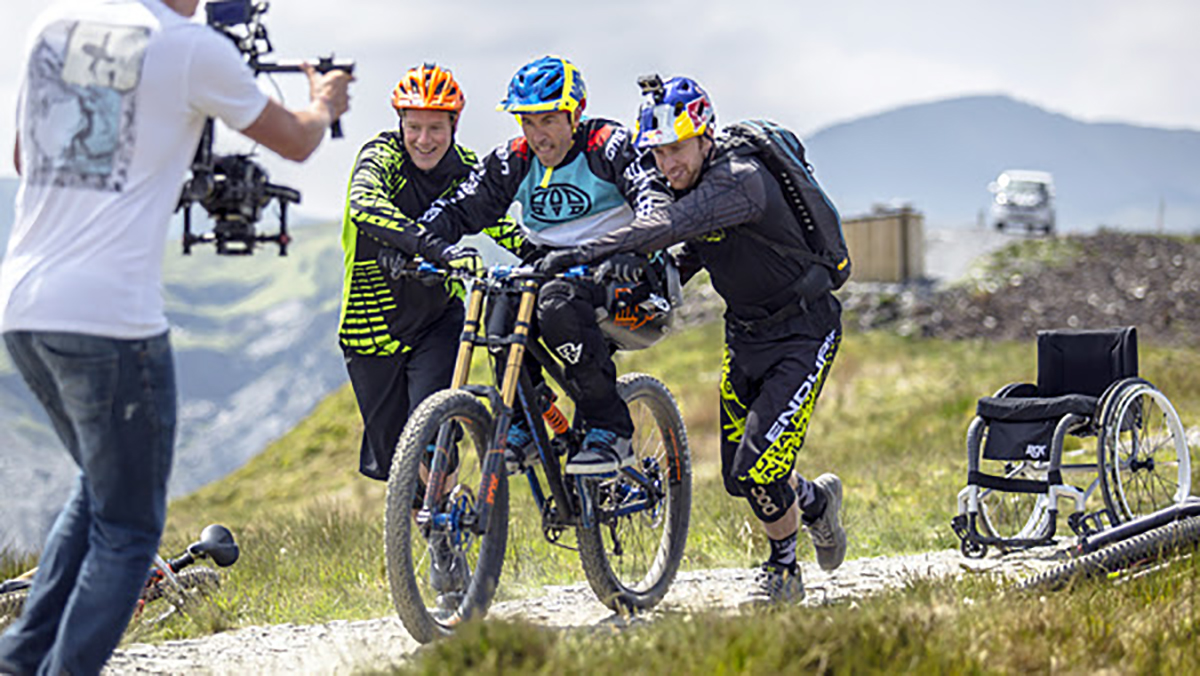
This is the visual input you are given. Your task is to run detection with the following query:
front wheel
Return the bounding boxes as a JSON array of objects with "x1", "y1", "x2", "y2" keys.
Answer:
[
  {"x1": 139, "y1": 567, "x2": 222, "y2": 626},
  {"x1": 577, "y1": 373, "x2": 691, "y2": 612},
  {"x1": 0, "y1": 588, "x2": 29, "y2": 631},
  {"x1": 142, "y1": 567, "x2": 221, "y2": 605},
  {"x1": 384, "y1": 389, "x2": 508, "y2": 644}
]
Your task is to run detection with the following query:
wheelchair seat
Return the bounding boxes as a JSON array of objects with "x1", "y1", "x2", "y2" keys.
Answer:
[
  {"x1": 952, "y1": 325, "x2": 1191, "y2": 558},
  {"x1": 976, "y1": 327, "x2": 1137, "y2": 462}
]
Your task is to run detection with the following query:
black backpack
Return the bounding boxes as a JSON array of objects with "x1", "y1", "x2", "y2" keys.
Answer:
[{"x1": 723, "y1": 120, "x2": 851, "y2": 289}]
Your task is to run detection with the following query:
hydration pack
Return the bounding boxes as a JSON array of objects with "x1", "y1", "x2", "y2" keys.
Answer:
[{"x1": 724, "y1": 120, "x2": 851, "y2": 289}]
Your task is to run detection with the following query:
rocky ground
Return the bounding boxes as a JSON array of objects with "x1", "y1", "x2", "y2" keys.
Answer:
[
  {"x1": 105, "y1": 545, "x2": 1070, "y2": 675},
  {"x1": 839, "y1": 230, "x2": 1200, "y2": 344}
]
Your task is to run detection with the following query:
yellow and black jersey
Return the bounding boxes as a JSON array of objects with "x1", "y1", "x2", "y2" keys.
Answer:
[{"x1": 339, "y1": 130, "x2": 527, "y2": 356}]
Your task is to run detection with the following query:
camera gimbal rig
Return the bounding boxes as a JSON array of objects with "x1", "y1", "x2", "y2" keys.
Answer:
[{"x1": 178, "y1": 0, "x2": 353, "y2": 256}]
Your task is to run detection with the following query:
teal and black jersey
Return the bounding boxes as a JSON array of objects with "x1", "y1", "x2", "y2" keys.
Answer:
[
  {"x1": 419, "y1": 118, "x2": 670, "y2": 250},
  {"x1": 339, "y1": 130, "x2": 526, "y2": 356}
]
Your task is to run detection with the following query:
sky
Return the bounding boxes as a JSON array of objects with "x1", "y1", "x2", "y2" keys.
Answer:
[{"x1": 2, "y1": 0, "x2": 1199, "y2": 220}]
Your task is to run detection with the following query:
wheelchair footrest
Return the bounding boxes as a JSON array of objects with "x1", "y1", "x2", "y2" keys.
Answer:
[{"x1": 1069, "y1": 509, "x2": 1111, "y2": 538}]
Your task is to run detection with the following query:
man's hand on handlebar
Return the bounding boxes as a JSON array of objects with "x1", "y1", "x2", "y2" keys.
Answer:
[
  {"x1": 438, "y1": 245, "x2": 485, "y2": 277},
  {"x1": 535, "y1": 247, "x2": 588, "y2": 275},
  {"x1": 593, "y1": 253, "x2": 647, "y2": 284}
]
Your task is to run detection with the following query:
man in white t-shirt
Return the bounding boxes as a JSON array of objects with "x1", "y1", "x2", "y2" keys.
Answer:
[{"x1": 0, "y1": 1, "x2": 351, "y2": 673}]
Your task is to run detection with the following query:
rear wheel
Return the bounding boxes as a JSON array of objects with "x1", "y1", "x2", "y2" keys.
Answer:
[
  {"x1": 577, "y1": 373, "x2": 691, "y2": 611},
  {"x1": 385, "y1": 389, "x2": 508, "y2": 644},
  {"x1": 1099, "y1": 381, "x2": 1192, "y2": 524}
]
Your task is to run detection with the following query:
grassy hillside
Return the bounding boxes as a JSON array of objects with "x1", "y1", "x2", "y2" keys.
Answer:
[
  {"x1": 7, "y1": 229, "x2": 1200, "y2": 669},
  {"x1": 146, "y1": 321, "x2": 1200, "y2": 644}
]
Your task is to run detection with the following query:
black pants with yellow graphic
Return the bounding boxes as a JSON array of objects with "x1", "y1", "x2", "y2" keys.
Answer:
[
  {"x1": 719, "y1": 325, "x2": 840, "y2": 522},
  {"x1": 345, "y1": 303, "x2": 463, "y2": 481}
]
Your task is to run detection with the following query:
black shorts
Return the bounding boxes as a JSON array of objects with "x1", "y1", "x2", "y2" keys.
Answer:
[
  {"x1": 344, "y1": 303, "x2": 462, "y2": 481},
  {"x1": 718, "y1": 325, "x2": 841, "y2": 496}
]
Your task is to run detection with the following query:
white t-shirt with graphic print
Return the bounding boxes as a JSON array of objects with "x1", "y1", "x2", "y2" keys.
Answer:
[{"x1": 0, "y1": 0, "x2": 269, "y2": 338}]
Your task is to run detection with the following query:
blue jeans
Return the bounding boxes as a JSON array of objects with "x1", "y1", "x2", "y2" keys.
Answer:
[{"x1": 0, "y1": 331, "x2": 176, "y2": 676}]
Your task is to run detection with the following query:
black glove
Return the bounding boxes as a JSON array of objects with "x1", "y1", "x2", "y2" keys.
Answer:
[
  {"x1": 535, "y1": 247, "x2": 587, "y2": 275},
  {"x1": 594, "y1": 253, "x2": 647, "y2": 284},
  {"x1": 437, "y1": 245, "x2": 484, "y2": 277}
]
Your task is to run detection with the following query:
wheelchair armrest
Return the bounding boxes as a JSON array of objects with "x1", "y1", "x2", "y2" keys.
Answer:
[{"x1": 993, "y1": 382, "x2": 1037, "y2": 398}]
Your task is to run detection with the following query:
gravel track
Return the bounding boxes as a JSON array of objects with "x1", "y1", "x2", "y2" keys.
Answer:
[{"x1": 104, "y1": 546, "x2": 1069, "y2": 675}]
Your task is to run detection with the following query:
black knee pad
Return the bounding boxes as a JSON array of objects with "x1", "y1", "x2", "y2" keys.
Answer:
[
  {"x1": 538, "y1": 279, "x2": 578, "y2": 320},
  {"x1": 738, "y1": 477, "x2": 795, "y2": 524}
]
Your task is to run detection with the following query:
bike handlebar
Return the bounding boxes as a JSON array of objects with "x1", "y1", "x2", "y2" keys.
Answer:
[{"x1": 401, "y1": 262, "x2": 592, "y2": 283}]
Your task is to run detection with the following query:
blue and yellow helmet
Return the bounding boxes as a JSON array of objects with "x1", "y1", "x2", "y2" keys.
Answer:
[
  {"x1": 497, "y1": 55, "x2": 587, "y2": 115},
  {"x1": 634, "y1": 76, "x2": 715, "y2": 149}
]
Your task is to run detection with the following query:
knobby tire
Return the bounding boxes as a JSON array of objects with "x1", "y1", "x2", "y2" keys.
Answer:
[
  {"x1": 577, "y1": 373, "x2": 692, "y2": 612},
  {"x1": 1017, "y1": 514, "x2": 1200, "y2": 592},
  {"x1": 384, "y1": 389, "x2": 508, "y2": 644}
]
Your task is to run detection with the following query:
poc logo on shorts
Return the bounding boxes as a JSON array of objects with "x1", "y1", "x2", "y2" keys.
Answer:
[
  {"x1": 530, "y1": 185, "x2": 591, "y2": 223},
  {"x1": 749, "y1": 485, "x2": 779, "y2": 517}
]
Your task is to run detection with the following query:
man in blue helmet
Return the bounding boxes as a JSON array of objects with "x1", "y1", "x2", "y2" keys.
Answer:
[
  {"x1": 538, "y1": 75, "x2": 847, "y2": 605},
  {"x1": 420, "y1": 55, "x2": 670, "y2": 475}
]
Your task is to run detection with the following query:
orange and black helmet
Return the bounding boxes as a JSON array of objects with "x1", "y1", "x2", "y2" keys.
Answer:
[{"x1": 391, "y1": 63, "x2": 466, "y2": 113}]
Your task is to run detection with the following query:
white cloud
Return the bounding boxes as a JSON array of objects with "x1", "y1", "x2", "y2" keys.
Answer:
[{"x1": 2, "y1": 0, "x2": 1198, "y2": 219}]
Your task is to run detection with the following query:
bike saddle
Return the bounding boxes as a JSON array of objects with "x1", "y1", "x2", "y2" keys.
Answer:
[{"x1": 188, "y1": 524, "x2": 240, "y2": 568}]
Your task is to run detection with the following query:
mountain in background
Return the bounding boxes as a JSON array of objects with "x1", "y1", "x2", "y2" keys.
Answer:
[
  {"x1": 0, "y1": 217, "x2": 349, "y2": 553},
  {"x1": 803, "y1": 94, "x2": 1200, "y2": 231}
]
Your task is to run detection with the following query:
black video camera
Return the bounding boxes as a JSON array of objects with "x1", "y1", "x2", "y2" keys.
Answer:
[{"x1": 178, "y1": 0, "x2": 354, "y2": 256}]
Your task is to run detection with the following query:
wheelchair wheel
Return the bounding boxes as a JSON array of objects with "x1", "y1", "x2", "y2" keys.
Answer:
[
  {"x1": 977, "y1": 463, "x2": 1054, "y2": 546},
  {"x1": 1098, "y1": 381, "x2": 1193, "y2": 524}
]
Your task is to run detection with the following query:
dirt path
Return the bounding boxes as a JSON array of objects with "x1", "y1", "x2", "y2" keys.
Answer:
[{"x1": 103, "y1": 546, "x2": 1068, "y2": 675}]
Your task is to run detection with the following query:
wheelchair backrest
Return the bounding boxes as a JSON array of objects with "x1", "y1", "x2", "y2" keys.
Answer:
[{"x1": 1036, "y1": 326, "x2": 1138, "y2": 398}]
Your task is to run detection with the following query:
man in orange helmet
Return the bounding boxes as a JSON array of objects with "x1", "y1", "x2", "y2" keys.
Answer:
[
  {"x1": 339, "y1": 63, "x2": 526, "y2": 484},
  {"x1": 339, "y1": 63, "x2": 527, "y2": 601}
]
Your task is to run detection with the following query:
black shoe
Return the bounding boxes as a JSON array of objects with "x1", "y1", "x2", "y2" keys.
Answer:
[{"x1": 565, "y1": 428, "x2": 633, "y2": 475}]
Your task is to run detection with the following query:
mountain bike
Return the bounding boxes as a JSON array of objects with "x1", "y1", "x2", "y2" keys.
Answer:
[
  {"x1": 384, "y1": 263, "x2": 691, "y2": 643},
  {"x1": 0, "y1": 524, "x2": 240, "y2": 631},
  {"x1": 1016, "y1": 497, "x2": 1200, "y2": 591}
]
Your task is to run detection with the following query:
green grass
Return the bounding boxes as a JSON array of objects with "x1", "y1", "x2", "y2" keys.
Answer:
[
  {"x1": 7, "y1": 323, "x2": 1200, "y2": 671},
  {"x1": 381, "y1": 558, "x2": 1200, "y2": 675}
]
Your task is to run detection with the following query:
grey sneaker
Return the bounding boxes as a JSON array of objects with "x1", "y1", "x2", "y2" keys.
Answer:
[
  {"x1": 805, "y1": 473, "x2": 847, "y2": 571},
  {"x1": 565, "y1": 428, "x2": 634, "y2": 475},
  {"x1": 428, "y1": 537, "x2": 469, "y2": 595},
  {"x1": 743, "y1": 562, "x2": 804, "y2": 606}
]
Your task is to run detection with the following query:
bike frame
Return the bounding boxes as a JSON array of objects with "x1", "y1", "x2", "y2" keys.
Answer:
[{"x1": 417, "y1": 266, "x2": 667, "y2": 540}]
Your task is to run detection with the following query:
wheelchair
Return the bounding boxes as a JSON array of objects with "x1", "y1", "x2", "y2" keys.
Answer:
[{"x1": 952, "y1": 326, "x2": 1194, "y2": 558}]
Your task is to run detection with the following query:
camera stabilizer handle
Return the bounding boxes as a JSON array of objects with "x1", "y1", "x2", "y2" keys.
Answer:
[{"x1": 251, "y1": 57, "x2": 355, "y2": 138}]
